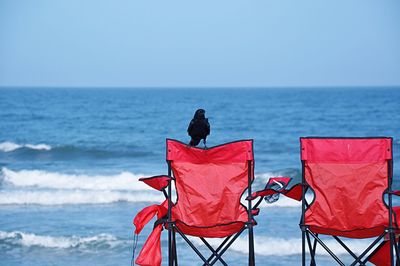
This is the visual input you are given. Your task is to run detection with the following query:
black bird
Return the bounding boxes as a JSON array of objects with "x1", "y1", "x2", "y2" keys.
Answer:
[{"x1": 187, "y1": 109, "x2": 210, "y2": 147}]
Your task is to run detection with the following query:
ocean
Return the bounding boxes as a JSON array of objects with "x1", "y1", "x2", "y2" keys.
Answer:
[{"x1": 0, "y1": 87, "x2": 399, "y2": 265}]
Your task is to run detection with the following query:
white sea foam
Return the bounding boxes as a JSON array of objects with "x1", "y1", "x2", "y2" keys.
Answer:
[
  {"x1": 255, "y1": 172, "x2": 283, "y2": 181},
  {"x1": 254, "y1": 172, "x2": 287, "y2": 188},
  {"x1": 0, "y1": 190, "x2": 164, "y2": 205},
  {"x1": 191, "y1": 236, "x2": 373, "y2": 257},
  {"x1": 0, "y1": 231, "x2": 124, "y2": 249},
  {"x1": 0, "y1": 231, "x2": 375, "y2": 257},
  {"x1": 1, "y1": 168, "x2": 304, "y2": 206},
  {"x1": 0, "y1": 141, "x2": 51, "y2": 152},
  {"x1": 259, "y1": 196, "x2": 302, "y2": 208},
  {"x1": 1, "y1": 167, "x2": 151, "y2": 191},
  {"x1": 0, "y1": 141, "x2": 21, "y2": 152},
  {"x1": 24, "y1": 143, "x2": 52, "y2": 150}
]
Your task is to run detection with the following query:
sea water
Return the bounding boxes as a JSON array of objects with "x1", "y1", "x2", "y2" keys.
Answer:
[{"x1": 0, "y1": 87, "x2": 399, "y2": 265}]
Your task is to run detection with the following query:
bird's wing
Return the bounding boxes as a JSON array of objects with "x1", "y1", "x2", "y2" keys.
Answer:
[{"x1": 187, "y1": 120, "x2": 194, "y2": 134}]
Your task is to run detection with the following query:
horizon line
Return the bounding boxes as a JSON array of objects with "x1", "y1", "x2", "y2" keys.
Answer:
[{"x1": 1, "y1": 85, "x2": 400, "y2": 90}]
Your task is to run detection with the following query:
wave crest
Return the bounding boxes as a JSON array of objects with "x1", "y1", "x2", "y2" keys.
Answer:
[
  {"x1": 0, "y1": 168, "x2": 304, "y2": 206},
  {"x1": 0, "y1": 231, "x2": 124, "y2": 250},
  {"x1": 0, "y1": 190, "x2": 163, "y2": 205},
  {"x1": 0, "y1": 230, "x2": 375, "y2": 256},
  {"x1": 0, "y1": 141, "x2": 51, "y2": 152},
  {"x1": 1, "y1": 167, "x2": 150, "y2": 191}
]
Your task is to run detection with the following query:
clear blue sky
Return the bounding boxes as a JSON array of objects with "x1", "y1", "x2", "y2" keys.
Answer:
[{"x1": 0, "y1": 0, "x2": 399, "y2": 88}]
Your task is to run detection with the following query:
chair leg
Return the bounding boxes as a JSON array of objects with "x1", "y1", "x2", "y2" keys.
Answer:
[
  {"x1": 174, "y1": 226, "x2": 247, "y2": 266},
  {"x1": 248, "y1": 225, "x2": 255, "y2": 266},
  {"x1": 173, "y1": 228, "x2": 178, "y2": 266},
  {"x1": 393, "y1": 234, "x2": 400, "y2": 266},
  {"x1": 209, "y1": 229, "x2": 245, "y2": 266},
  {"x1": 175, "y1": 227, "x2": 212, "y2": 266},
  {"x1": 397, "y1": 238, "x2": 400, "y2": 266},
  {"x1": 308, "y1": 231, "x2": 345, "y2": 266},
  {"x1": 311, "y1": 234, "x2": 318, "y2": 265},
  {"x1": 168, "y1": 223, "x2": 173, "y2": 266},
  {"x1": 302, "y1": 227, "x2": 306, "y2": 266},
  {"x1": 203, "y1": 235, "x2": 232, "y2": 265},
  {"x1": 332, "y1": 236, "x2": 358, "y2": 261},
  {"x1": 306, "y1": 231, "x2": 316, "y2": 266},
  {"x1": 200, "y1": 238, "x2": 228, "y2": 266},
  {"x1": 391, "y1": 232, "x2": 396, "y2": 266},
  {"x1": 349, "y1": 233, "x2": 385, "y2": 266}
]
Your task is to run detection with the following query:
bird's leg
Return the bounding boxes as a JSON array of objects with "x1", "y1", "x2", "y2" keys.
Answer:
[{"x1": 203, "y1": 139, "x2": 207, "y2": 149}]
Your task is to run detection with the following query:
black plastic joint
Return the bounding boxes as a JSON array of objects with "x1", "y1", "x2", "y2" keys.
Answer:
[{"x1": 299, "y1": 224, "x2": 308, "y2": 231}]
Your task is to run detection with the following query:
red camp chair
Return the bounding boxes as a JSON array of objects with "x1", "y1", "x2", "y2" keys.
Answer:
[
  {"x1": 134, "y1": 139, "x2": 261, "y2": 266},
  {"x1": 299, "y1": 137, "x2": 399, "y2": 266}
]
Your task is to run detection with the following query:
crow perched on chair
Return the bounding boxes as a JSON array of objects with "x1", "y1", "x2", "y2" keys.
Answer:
[{"x1": 187, "y1": 109, "x2": 210, "y2": 147}]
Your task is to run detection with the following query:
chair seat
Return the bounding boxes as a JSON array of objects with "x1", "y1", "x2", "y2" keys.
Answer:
[
  {"x1": 307, "y1": 206, "x2": 400, "y2": 239},
  {"x1": 174, "y1": 221, "x2": 247, "y2": 238}
]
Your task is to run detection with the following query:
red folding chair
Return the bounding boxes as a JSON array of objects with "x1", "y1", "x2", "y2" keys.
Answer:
[
  {"x1": 299, "y1": 137, "x2": 399, "y2": 266},
  {"x1": 133, "y1": 139, "x2": 260, "y2": 266}
]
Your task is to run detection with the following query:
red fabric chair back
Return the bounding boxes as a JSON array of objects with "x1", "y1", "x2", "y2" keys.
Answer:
[
  {"x1": 167, "y1": 139, "x2": 254, "y2": 238},
  {"x1": 301, "y1": 137, "x2": 393, "y2": 238}
]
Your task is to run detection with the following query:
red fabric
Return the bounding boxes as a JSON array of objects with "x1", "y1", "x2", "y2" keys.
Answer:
[
  {"x1": 135, "y1": 224, "x2": 163, "y2": 266},
  {"x1": 252, "y1": 208, "x2": 260, "y2": 216},
  {"x1": 167, "y1": 139, "x2": 254, "y2": 238},
  {"x1": 247, "y1": 177, "x2": 295, "y2": 200},
  {"x1": 139, "y1": 176, "x2": 171, "y2": 191},
  {"x1": 133, "y1": 200, "x2": 168, "y2": 266},
  {"x1": 267, "y1": 177, "x2": 291, "y2": 188},
  {"x1": 167, "y1": 139, "x2": 253, "y2": 162},
  {"x1": 369, "y1": 240, "x2": 391, "y2": 266},
  {"x1": 301, "y1": 138, "x2": 393, "y2": 238},
  {"x1": 368, "y1": 207, "x2": 400, "y2": 265},
  {"x1": 248, "y1": 189, "x2": 277, "y2": 199},
  {"x1": 284, "y1": 184, "x2": 302, "y2": 201},
  {"x1": 301, "y1": 138, "x2": 392, "y2": 162},
  {"x1": 133, "y1": 200, "x2": 168, "y2": 234}
]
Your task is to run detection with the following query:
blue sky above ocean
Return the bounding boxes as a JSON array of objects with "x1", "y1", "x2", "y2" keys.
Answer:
[{"x1": 0, "y1": 0, "x2": 399, "y2": 88}]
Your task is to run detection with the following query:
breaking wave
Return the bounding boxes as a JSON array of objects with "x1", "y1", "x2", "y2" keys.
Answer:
[
  {"x1": 0, "y1": 190, "x2": 164, "y2": 205},
  {"x1": 0, "y1": 168, "x2": 306, "y2": 206},
  {"x1": 0, "y1": 230, "x2": 374, "y2": 257},
  {"x1": 0, "y1": 167, "x2": 165, "y2": 205},
  {"x1": 254, "y1": 169, "x2": 301, "y2": 187},
  {"x1": 0, "y1": 141, "x2": 51, "y2": 152},
  {"x1": 1, "y1": 167, "x2": 151, "y2": 191},
  {"x1": 0, "y1": 231, "x2": 125, "y2": 250},
  {"x1": 259, "y1": 196, "x2": 301, "y2": 208}
]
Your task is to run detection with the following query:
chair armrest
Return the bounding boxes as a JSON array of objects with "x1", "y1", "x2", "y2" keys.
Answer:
[
  {"x1": 246, "y1": 177, "x2": 291, "y2": 200},
  {"x1": 246, "y1": 188, "x2": 278, "y2": 200},
  {"x1": 139, "y1": 175, "x2": 172, "y2": 191},
  {"x1": 282, "y1": 184, "x2": 302, "y2": 201},
  {"x1": 247, "y1": 183, "x2": 303, "y2": 201},
  {"x1": 392, "y1": 190, "x2": 400, "y2": 196}
]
